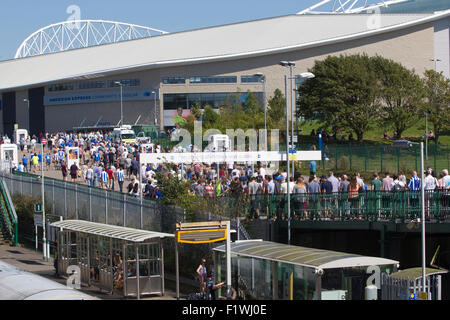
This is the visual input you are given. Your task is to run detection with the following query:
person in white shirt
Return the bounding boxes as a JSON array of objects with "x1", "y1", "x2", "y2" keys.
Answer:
[
  {"x1": 280, "y1": 176, "x2": 288, "y2": 194},
  {"x1": 85, "y1": 165, "x2": 94, "y2": 187},
  {"x1": 259, "y1": 166, "x2": 266, "y2": 178},
  {"x1": 442, "y1": 169, "x2": 450, "y2": 189},
  {"x1": 231, "y1": 167, "x2": 240, "y2": 179},
  {"x1": 391, "y1": 174, "x2": 406, "y2": 190},
  {"x1": 424, "y1": 171, "x2": 439, "y2": 190},
  {"x1": 17, "y1": 162, "x2": 25, "y2": 172}
]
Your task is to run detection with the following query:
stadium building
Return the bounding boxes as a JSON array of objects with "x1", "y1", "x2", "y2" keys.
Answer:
[{"x1": 0, "y1": 0, "x2": 448, "y2": 137}]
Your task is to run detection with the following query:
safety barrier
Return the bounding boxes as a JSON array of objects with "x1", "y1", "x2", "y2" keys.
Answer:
[{"x1": 0, "y1": 179, "x2": 18, "y2": 245}]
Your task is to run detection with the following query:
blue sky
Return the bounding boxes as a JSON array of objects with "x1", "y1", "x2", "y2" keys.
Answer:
[{"x1": 0, "y1": 0, "x2": 324, "y2": 62}]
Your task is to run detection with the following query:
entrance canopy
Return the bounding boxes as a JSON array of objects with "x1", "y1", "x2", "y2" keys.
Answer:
[
  {"x1": 51, "y1": 220, "x2": 174, "y2": 242},
  {"x1": 214, "y1": 240, "x2": 399, "y2": 270},
  {"x1": 390, "y1": 267, "x2": 448, "y2": 280}
]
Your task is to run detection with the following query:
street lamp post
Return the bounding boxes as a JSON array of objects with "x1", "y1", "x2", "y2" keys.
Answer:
[
  {"x1": 151, "y1": 90, "x2": 158, "y2": 127},
  {"x1": 284, "y1": 75, "x2": 291, "y2": 245},
  {"x1": 280, "y1": 61, "x2": 296, "y2": 174},
  {"x1": 420, "y1": 142, "x2": 426, "y2": 296},
  {"x1": 282, "y1": 72, "x2": 315, "y2": 245},
  {"x1": 404, "y1": 141, "x2": 426, "y2": 297},
  {"x1": 427, "y1": 58, "x2": 441, "y2": 161},
  {"x1": 38, "y1": 142, "x2": 48, "y2": 261},
  {"x1": 115, "y1": 81, "x2": 124, "y2": 127}
]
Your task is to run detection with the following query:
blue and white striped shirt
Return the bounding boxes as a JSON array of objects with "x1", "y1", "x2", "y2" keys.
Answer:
[
  {"x1": 101, "y1": 171, "x2": 108, "y2": 183},
  {"x1": 117, "y1": 170, "x2": 124, "y2": 182},
  {"x1": 408, "y1": 176, "x2": 421, "y2": 191}
]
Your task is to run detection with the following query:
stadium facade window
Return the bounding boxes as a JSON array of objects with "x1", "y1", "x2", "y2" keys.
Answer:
[
  {"x1": 189, "y1": 76, "x2": 237, "y2": 84},
  {"x1": 162, "y1": 77, "x2": 186, "y2": 84},
  {"x1": 108, "y1": 79, "x2": 141, "y2": 88},
  {"x1": 241, "y1": 75, "x2": 263, "y2": 83},
  {"x1": 48, "y1": 83, "x2": 74, "y2": 92},
  {"x1": 163, "y1": 92, "x2": 263, "y2": 110},
  {"x1": 78, "y1": 81, "x2": 105, "y2": 90}
]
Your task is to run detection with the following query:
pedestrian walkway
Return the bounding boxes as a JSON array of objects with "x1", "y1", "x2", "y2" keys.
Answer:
[{"x1": 0, "y1": 244, "x2": 181, "y2": 300}]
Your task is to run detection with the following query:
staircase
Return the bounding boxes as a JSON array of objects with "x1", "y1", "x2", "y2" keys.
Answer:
[{"x1": 0, "y1": 179, "x2": 18, "y2": 246}]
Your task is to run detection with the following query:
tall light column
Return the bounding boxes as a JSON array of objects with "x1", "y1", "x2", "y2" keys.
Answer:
[
  {"x1": 41, "y1": 143, "x2": 48, "y2": 261},
  {"x1": 284, "y1": 75, "x2": 291, "y2": 245},
  {"x1": 151, "y1": 90, "x2": 158, "y2": 126},
  {"x1": 420, "y1": 142, "x2": 426, "y2": 297},
  {"x1": 115, "y1": 81, "x2": 124, "y2": 126},
  {"x1": 280, "y1": 61, "x2": 296, "y2": 174}
]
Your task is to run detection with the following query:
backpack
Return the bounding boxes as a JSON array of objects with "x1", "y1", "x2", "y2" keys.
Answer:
[{"x1": 393, "y1": 182, "x2": 404, "y2": 192}]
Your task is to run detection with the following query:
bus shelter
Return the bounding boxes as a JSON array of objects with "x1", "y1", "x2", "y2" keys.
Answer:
[
  {"x1": 381, "y1": 267, "x2": 448, "y2": 300},
  {"x1": 51, "y1": 220, "x2": 174, "y2": 299},
  {"x1": 213, "y1": 240, "x2": 399, "y2": 300}
]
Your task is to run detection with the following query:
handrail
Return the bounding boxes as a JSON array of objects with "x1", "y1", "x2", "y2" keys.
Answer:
[
  {"x1": 0, "y1": 179, "x2": 18, "y2": 246},
  {"x1": 2, "y1": 180, "x2": 18, "y2": 222}
]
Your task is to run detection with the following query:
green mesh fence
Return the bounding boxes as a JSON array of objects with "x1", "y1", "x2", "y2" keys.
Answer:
[{"x1": 295, "y1": 144, "x2": 450, "y2": 174}]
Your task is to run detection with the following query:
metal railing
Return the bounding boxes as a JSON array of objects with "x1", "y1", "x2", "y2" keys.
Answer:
[
  {"x1": 193, "y1": 190, "x2": 450, "y2": 223},
  {"x1": 0, "y1": 171, "x2": 168, "y2": 234},
  {"x1": 0, "y1": 179, "x2": 18, "y2": 245},
  {"x1": 0, "y1": 171, "x2": 250, "y2": 238},
  {"x1": 303, "y1": 143, "x2": 450, "y2": 174}
]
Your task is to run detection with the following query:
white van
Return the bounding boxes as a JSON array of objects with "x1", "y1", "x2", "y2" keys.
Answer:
[{"x1": 113, "y1": 127, "x2": 136, "y2": 144}]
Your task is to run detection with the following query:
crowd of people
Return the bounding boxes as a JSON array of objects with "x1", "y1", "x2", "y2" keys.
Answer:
[{"x1": 12, "y1": 131, "x2": 450, "y2": 210}]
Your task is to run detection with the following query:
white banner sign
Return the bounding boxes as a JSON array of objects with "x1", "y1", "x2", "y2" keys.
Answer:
[{"x1": 140, "y1": 151, "x2": 321, "y2": 165}]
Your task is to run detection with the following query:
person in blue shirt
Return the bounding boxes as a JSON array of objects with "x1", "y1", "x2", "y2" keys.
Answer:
[
  {"x1": 94, "y1": 151, "x2": 100, "y2": 163},
  {"x1": 45, "y1": 154, "x2": 52, "y2": 171},
  {"x1": 22, "y1": 155, "x2": 28, "y2": 172},
  {"x1": 309, "y1": 160, "x2": 317, "y2": 177},
  {"x1": 38, "y1": 153, "x2": 42, "y2": 163}
]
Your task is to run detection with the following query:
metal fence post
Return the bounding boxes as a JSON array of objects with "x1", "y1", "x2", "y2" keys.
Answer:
[
  {"x1": 349, "y1": 144, "x2": 352, "y2": 170},
  {"x1": 123, "y1": 193, "x2": 127, "y2": 227},
  {"x1": 75, "y1": 184, "x2": 78, "y2": 220},
  {"x1": 105, "y1": 190, "x2": 108, "y2": 224},
  {"x1": 89, "y1": 187, "x2": 92, "y2": 222},
  {"x1": 364, "y1": 145, "x2": 368, "y2": 172},
  {"x1": 64, "y1": 181, "x2": 67, "y2": 218},
  {"x1": 380, "y1": 145, "x2": 383, "y2": 173},
  {"x1": 434, "y1": 144, "x2": 437, "y2": 172},
  {"x1": 335, "y1": 145, "x2": 338, "y2": 170},
  {"x1": 52, "y1": 180, "x2": 55, "y2": 212},
  {"x1": 415, "y1": 145, "x2": 418, "y2": 172}
]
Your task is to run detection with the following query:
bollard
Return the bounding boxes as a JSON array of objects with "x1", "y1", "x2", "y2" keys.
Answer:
[{"x1": 365, "y1": 285, "x2": 378, "y2": 300}]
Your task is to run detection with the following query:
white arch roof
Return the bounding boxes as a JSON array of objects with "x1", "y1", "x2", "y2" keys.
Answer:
[
  {"x1": 213, "y1": 241, "x2": 399, "y2": 270},
  {"x1": 51, "y1": 220, "x2": 174, "y2": 242},
  {"x1": 0, "y1": 11, "x2": 449, "y2": 91}
]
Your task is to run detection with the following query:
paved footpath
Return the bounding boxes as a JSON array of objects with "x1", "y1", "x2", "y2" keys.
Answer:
[{"x1": 0, "y1": 244, "x2": 182, "y2": 300}]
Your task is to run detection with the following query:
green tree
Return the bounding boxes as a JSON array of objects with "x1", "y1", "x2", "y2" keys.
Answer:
[
  {"x1": 267, "y1": 88, "x2": 286, "y2": 129},
  {"x1": 297, "y1": 54, "x2": 379, "y2": 141},
  {"x1": 373, "y1": 56, "x2": 425, "y2": 139},
  {"x1": 422, "y1": 69, "x2": 450, "y2": 145},
  {"x1": 203, "y1": 105, "x2": 219, "y2": 129}
]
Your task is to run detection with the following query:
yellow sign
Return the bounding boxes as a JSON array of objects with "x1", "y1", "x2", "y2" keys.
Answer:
[
  {"x1": 289, "y1": 154, "x2": 298, "y2": 161},
  {"x1": 177, "y1": 229, "x2": 227, "y2": 244},
  {"x1": 420, "y1": 292, "x2": 427, "y2": 300},
  {"x1": 175, "y1": 221, "x2": 228, "y2": 244}
]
